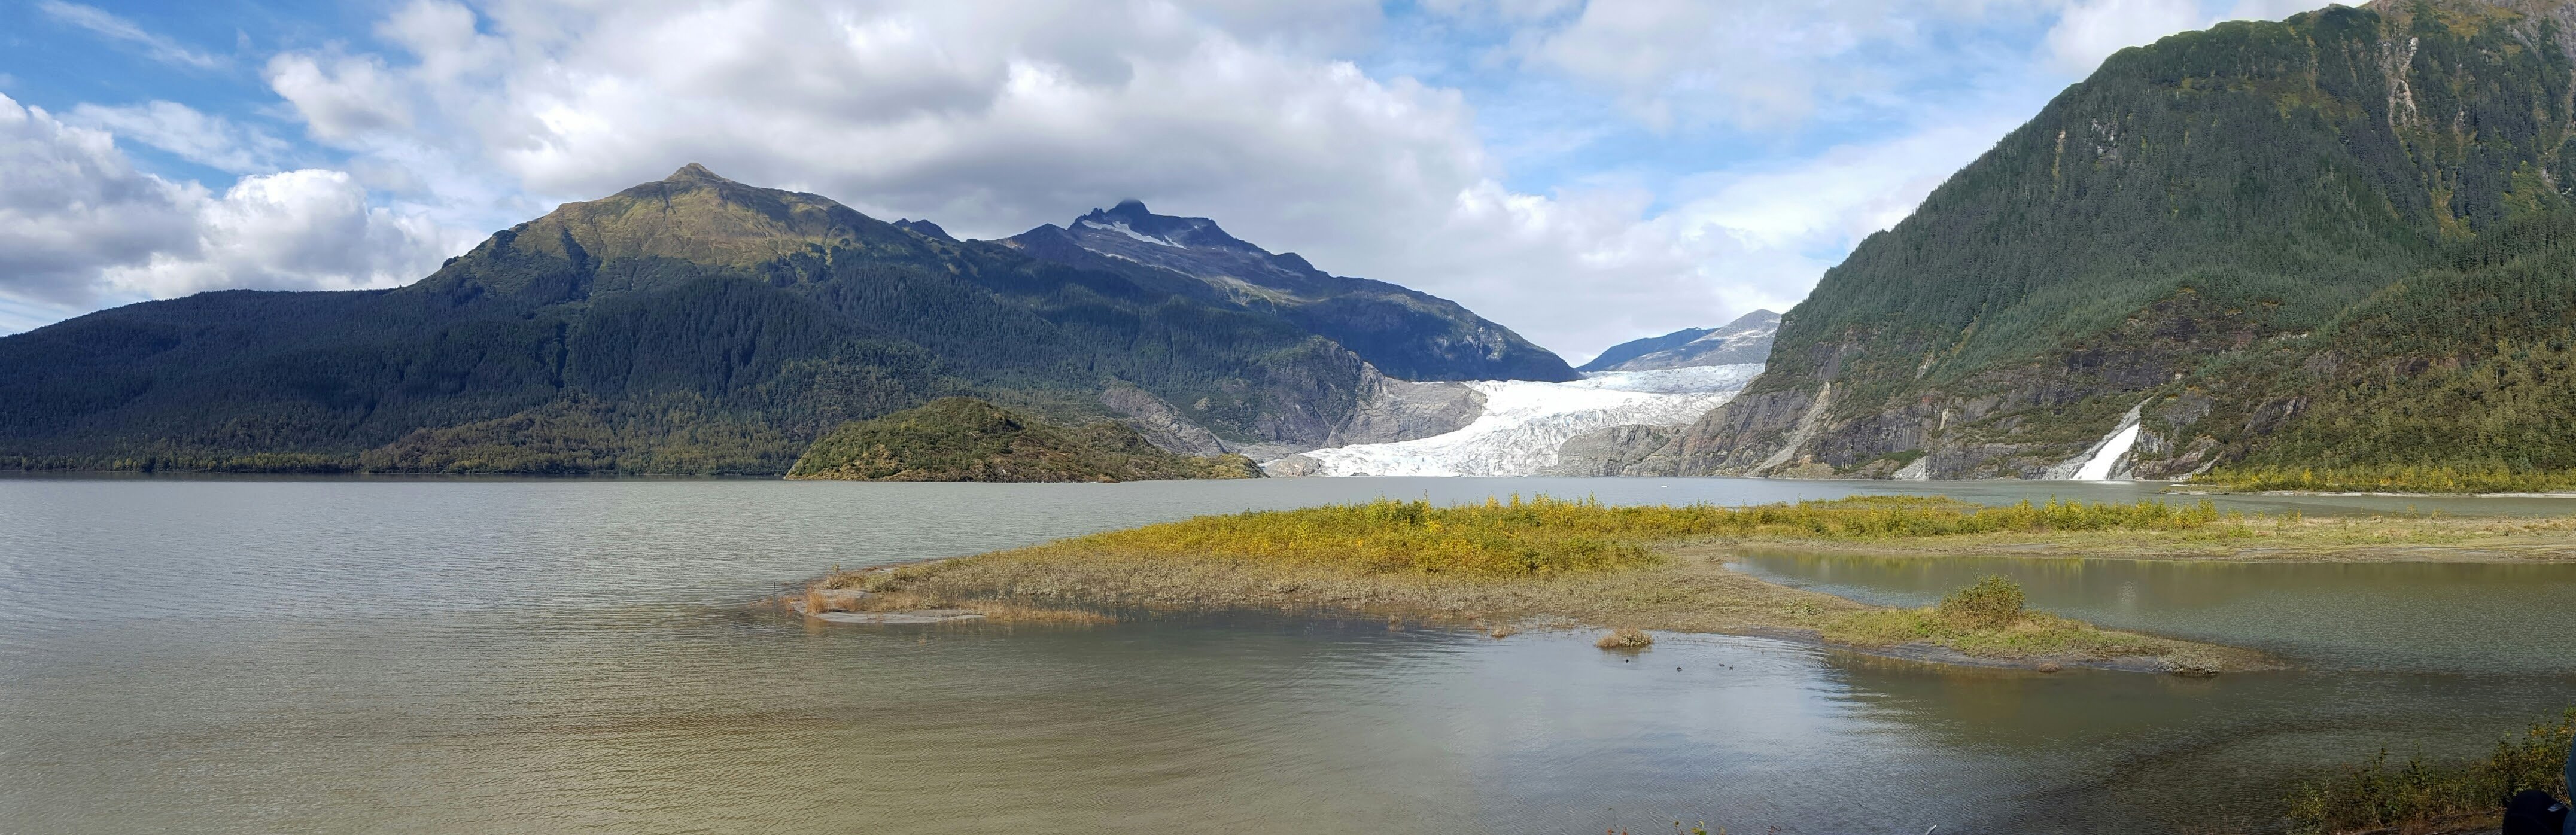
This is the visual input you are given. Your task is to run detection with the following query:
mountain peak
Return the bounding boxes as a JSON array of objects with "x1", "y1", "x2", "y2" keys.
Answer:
[
  {"x1": 666, "y1": 163, "x2": 729, "y2": 183},
  {"x1": 1070, "y1": 200, "x2": 1255, "y2": 252}
]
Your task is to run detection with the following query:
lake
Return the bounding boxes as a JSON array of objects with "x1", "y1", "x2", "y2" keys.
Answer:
[{"x1": 4, "y1": 476, "x2": 2571, "y2": 833}]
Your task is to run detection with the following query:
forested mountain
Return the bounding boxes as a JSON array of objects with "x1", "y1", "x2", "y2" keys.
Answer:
[
  {"x1": 0, "y1": 165, "x2": 1485, "y2": 473},
  {"x1": 1579, "y1": 310, "x2": 1780, "y2": 373},
  {"x1": 1625, "y1": 0, "x2": 2576, "y2": 490},
  {"x1": 786, "y1": 397, "x2": 1260, "y2": 482},
  {"x1": 1002, "y1": 200, "x2": 1577, "y2": 382}
]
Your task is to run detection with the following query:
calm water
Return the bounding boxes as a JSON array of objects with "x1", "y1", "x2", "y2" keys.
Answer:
[{"x1": 4, "y1": 476, "x2": 2572, "y2": 834}]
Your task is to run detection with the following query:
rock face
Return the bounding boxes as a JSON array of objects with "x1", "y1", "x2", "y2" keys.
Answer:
[
  {"x1": 1579, "y1": 310, "x2": 1780, "y2": 372},
  {"x1": 1641, "y1": 0, "x2": 2576, "y2": 483},
  {"x1": 1101, "y1": 362, "x2": 1488, "y2": 461},
  {"x1": 1003, "y1": 200, "x2": 1579, "y2": 382},
  {"x1": 787, "y1": 397, "x2": 1260, "y2": 482}
]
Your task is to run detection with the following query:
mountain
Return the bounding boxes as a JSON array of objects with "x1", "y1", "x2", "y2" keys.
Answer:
[
  {"x1": 786, "y1": 397, "x2": 1260, "y2": 482},
  {"x1": 1002, "y1": 200, "x2": 1578, "y2": 382},
  {"x1": 0, "y1": 166, "x2": 1499, "y2": 473},
  {"x1": 1578, "y1": 310, "x2": 1781, "y2": 372},
  {"x1": 1620, "y1": 0, "x2": 2576, "y2": 490}
]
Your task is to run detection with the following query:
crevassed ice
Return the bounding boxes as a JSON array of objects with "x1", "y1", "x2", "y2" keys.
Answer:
[
  {"x1": 1278, "y1": 364, "x2": 1761, "y2": 477},
  {"x1": 1570, "y1": 363, "x2": 1763, "y2": 394}
]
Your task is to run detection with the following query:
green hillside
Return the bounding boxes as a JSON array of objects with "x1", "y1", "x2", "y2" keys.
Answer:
[
  {"x1": 786, "y1": 397, "x2": 1260, "y2": 482},
  {"x1": 1662, "y1": 0, "x2": 2576, "y2": 491},
  {"x1": 0, "y1": 166, "x2": 1386, "y2": 473}
]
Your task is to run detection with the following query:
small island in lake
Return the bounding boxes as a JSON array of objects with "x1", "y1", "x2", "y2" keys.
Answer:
[
  {"x1": 801, "y1": 496, "x2": 2576, "y2": 674},
  {"x1": 786, "y1": 397, "x2": 1262, "y2": 483}
]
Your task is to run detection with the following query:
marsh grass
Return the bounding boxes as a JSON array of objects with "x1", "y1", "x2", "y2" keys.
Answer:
[
  {"x1": 1817, "y1": 575, "x2": 2213, "y2": 666},
  {"x1": 2285, "y1": 708, "x2": 2574, "y2": 834},
  {"x1": 822, "y1": 498, "x2": 2268, "y2": 670},
  {"x1": 960, "y1": 495, "x2": 2240, "y2": 578}
]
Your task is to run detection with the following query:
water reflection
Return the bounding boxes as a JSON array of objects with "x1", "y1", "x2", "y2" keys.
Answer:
[
  {"x1": 1730, "y1": 551, "x2": 2576, "y2": 672},
  {"x1": 5, "y1": 476, "x2": 2574, "y2": 834}
]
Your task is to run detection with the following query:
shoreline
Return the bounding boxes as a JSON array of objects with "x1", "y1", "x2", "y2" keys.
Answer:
[
  {"x1": 783, "y1": 574, "x2": 2233, "y2": 675},
  {"x1": 778, "y1": 496, "x2": 2576, "y2": 675},
  {"x1": 791, "y1": 541, "x2": 2274, "y2": 675}
]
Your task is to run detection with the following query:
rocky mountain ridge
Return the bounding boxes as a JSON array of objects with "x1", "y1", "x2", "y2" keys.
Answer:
[
  {"x1": 1579, "y1": 310, "x2": 1781, "y2": 373},
  {"x1": 1002, "y1": 201, "x2": 1577, "y2": 383}
]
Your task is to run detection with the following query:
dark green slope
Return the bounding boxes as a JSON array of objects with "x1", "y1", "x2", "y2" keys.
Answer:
[
  {"x1": 1658, "y1": 0, "x2": 2576, "y2": 490},
  {"x1": 0, "y1": 165, "x2": 1382, "y2": 473},
  {"x1": 786, "y1": 397, "x2": 1260, "y2": 482}
]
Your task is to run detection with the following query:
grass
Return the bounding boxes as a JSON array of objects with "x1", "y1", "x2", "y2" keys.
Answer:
[
  {"x1": 1818, "y1": 574, "x2": 2206, "y2": 667},
  {"x1": 2201, "y1": 463, "x2": 2576, "y2": 495},
  {"x1": 807, "y1": 496, "x2": 2273, "y2": 671},
  {"x1": 2285, "y1": 708, "x2": 2574, "y2": 834},
  {"x1": 912, "y1": 494, "x2": 2240, "y2": 579}
]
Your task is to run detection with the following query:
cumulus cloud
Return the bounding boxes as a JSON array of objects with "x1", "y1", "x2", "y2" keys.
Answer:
[
  {"x1": 0, "y1": 94, "x2": 467, "y2": 322},
  {"x1": 266, "y1": 53, "x2": 414, "y2": 144},
  {"x1": 0, "y1": 95, "x2": 203, "y2": 305},
  {"x1": 2045, "y1": 0, "x2": 2337, "y2": 75},
  {"x1": 101, "y1": 169, "x2": 468, "y2": 299},
  {"x1": 2045, "y1": 0, "x2": 2210, "y2": 74},
  {"x1": 37, "y1": 1, "x2": 224, "y2": 69},
  {"x1": 65, "y1": 101, "x2": 292, "y2": 173}
]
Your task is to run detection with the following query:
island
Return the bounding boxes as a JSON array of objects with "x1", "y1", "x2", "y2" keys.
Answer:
[
  {"x1": 783, "y1": 495, "x2": 2576, "y2": 674},
  {"x1": 785, "y1": 397, "x2": 1262, "y2": 482}
]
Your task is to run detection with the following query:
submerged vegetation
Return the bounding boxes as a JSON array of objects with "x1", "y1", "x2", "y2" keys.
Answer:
[
  {"x1": 807, "y1": 496, "x2": 2270, "y2": 671},
  {"x1": 2286, "y1": 708, "x2": 2574, "y2": 835}
]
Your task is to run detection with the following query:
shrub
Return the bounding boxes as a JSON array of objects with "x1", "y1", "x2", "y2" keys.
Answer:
[
  {"x1": 1937, "y1": 575, "x2": 2027, "y2": 630},
  {"x1": 1596, "y1": 627, "x2": 1653, "y2": 649},
  {"x1": 2285, "y1": 708, "x2": 2574, "y2": 834}
]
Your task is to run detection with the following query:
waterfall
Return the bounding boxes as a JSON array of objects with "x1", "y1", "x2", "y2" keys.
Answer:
[{"x1": 2045, "y1": 401, "x2": 2147, "y2": 480}]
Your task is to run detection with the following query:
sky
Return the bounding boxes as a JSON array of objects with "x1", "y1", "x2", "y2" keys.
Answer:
[{"x1": 0, "y1": 0, "x2": 2335, "y2": 362}]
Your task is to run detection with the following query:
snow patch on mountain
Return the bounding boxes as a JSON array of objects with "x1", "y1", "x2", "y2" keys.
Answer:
[{"x1": 1077, "y1": 218, "x2": 1183, "y2": 248}]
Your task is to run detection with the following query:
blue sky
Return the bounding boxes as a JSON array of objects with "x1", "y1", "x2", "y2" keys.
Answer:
[{"x1": 0, "y1": 0, "x2": 2331, "y2": 359}]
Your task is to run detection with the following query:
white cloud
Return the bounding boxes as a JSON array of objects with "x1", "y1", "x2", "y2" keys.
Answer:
[
  {"x1": 2045, "y1": 0, "x2": 2337, "y2": 75},
  {"x1": 65, "y1": 100, "x2": 291, "y2": 173},
  {"x1": 0, "y1": 95, "x2": 203, "y2": 306},
  {"x1": 266, "y1": 53, "x2": 413, "y2": 144},
  {"x1": 2045, "y1": 0, "x2": 2206, "y2": 74},
  {"x1": 0, "y1": 93, "x2": 469, "y2": 325},
  {"x1": 37, "y1": 1, "x2": 224, "y2": 69},
  {"x1": 100, "y1": 169, "x2": 469, "y2": 300}
]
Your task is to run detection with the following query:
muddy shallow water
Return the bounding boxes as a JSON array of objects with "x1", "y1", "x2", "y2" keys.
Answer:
[{"x1": 5, "y1": 476, "x2": 2571, "y2": 834}]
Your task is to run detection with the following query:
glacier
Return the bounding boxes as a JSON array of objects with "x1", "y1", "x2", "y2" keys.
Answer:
[{"x1": 1264, "y1": 364, "x2": 1761, "y2": 477}]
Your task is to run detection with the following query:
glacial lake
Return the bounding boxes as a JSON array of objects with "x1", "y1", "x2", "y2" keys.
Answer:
[{"x1": 4, "y1": 475, "x2": 2572, "y2": 834}]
